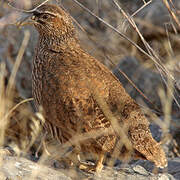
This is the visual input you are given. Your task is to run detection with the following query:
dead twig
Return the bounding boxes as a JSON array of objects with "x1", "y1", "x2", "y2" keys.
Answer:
[{"x1": 162, "y1": 0, "x2": 180, "y2": 30}]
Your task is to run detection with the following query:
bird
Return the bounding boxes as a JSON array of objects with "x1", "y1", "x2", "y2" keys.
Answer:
[{"x1": 28, "y1": 4, "x2": 167, "y2": 173}]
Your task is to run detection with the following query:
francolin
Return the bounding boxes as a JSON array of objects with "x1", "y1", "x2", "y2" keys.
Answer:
[{"x1": 27, "y1": 4, "x2": 167, "y2": 172}]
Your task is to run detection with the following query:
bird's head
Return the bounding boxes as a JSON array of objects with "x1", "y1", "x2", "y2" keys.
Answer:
[{"x1": 30, "y1": 4, "x2": 75, "y2": 38}]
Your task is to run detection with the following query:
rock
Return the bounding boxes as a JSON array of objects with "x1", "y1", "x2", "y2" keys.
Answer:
[
  {"x1": 0, "y1": 154, "x2": 71, "y2": 180},
  {"x1": 166, "y1": 158, "x2": 180, "y2": 180},
  {"x1": 133, "y1": 157, "x2": 180, "y2": 180},
  {"x1": 92, "y1": 164, "x2": 174, "y2": 180},
  {"x1": 132, "y1": 165, "x2": 150, "y2": 176},
  {"x1": 0, "y1": 152, "x2": 179, "y2": 180}
]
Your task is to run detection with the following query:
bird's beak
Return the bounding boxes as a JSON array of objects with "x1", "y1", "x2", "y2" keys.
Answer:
[{"x1": 16, "y1": 13, "x2": 36, "y2": 28}]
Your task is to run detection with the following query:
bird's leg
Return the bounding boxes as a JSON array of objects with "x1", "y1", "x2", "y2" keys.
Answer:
[
  {"x1": 35, "y1": 131, "x2": 50, "y2": 157},
  {"x1": 42, "y1": 140, "x2": 52, "y2": 156},
  {"x1": 95, "y1": 153, "x2": 104, "y2": 173}
]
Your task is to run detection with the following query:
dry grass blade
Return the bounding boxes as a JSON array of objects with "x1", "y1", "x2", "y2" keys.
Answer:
[
  {"x1": 6, "y1": 30, "x2": 30, "y2": 98},
  {"x1": 131, "y1": 0, "x2": 152, "y2": 18},
  {"x1": 8, "y1": 0, "x2": 50, "y2": 13},
  {"x1": 134, "y1": 17, "x2": 180, "y2": 40},
  {"x1": 112, "y1": 0, "x2": 171, "y2": 77},
  {"x1": 0, "y1": 30, "x2": 31, "y2": 158},
  {"x1": 162, "y1": 0, "x2": 180, "y2": 29},
  {"x1": 0, "y1": 63, "x2": 6, "y2": 147},
  {"x1": 159, "y1": 63, "x2": 175, "y2": 134},
  {"x1": 112, "y1": 0, "x2": 180, "y2": 109},
  {"x1": 73, "y1": 0, "x2": 165, "y2": 76},
  {"x1": 2, "y1": 98, "x2": 33, "y2": 122},
  {"x1": 71, "y1": 0, "x2": 162, "y2": 62}
]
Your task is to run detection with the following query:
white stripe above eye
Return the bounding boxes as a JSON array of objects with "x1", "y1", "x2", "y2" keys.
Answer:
[{"x1": 41, "y1": 10, "x2": 62, "y2": 19}]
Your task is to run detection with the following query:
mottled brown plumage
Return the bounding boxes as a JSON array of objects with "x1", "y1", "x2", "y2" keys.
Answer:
[{"x1": 30, "y1": 4, "x2": 167, "y2": 172}]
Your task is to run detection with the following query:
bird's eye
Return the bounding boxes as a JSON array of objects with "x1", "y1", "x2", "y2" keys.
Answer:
[{"x1": 41, "y1": 14, "x2": 50, "y2": 19}]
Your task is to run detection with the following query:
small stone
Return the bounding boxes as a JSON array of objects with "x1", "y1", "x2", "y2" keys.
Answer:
[{"x1": 133, "y1": 165, "x2": 149, "y2": 176}]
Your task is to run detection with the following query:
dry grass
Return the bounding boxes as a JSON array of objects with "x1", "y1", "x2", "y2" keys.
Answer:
[{"x1": 0, "y1": 0, "x2": 179, "y2": 179}]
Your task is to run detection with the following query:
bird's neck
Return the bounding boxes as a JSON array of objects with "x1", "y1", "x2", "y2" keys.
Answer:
[{"x1": 38, "y1": 32, "x2": 79, "y2": 53}]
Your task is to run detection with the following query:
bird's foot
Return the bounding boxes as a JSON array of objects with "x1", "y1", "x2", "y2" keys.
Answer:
[
  {"x1": 79, "y1": 160, "x2": 103, "y2": 174},
  {"x1": 79, "y1": 163, "x2": 96, "y2": 174}
]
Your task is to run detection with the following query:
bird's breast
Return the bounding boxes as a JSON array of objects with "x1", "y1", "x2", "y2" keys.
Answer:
[{"x1": 32, "y1": 56, "x2": 44, "y2": 108}]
